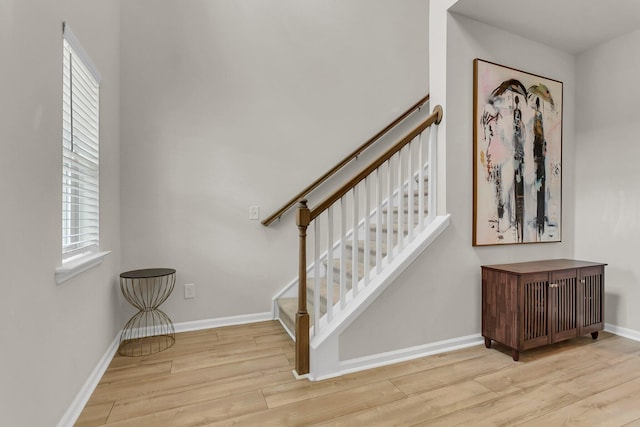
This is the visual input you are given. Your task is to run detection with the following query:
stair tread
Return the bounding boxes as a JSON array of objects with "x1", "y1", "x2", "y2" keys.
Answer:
[
  {"x1": 345, "y1": 239, "x2": 389, "y2": 253},
  {"x1": 305, "y1": 277, "x2": 341, "y2": 306},
  {"x1": 277, "y1": 176, "x2": 433, "y2": 336},
  {"x1": 331, "y1": 258, "x2": 366, "y2": 279},
  {"x1": 403, "y1": 191, "x2": 428, "y2": 198},
  {"x1": 277, "y1": 297, "x2": 316, "y2": 337},
  {"x1": 383, "y1": 206, "x2": 422, "y2": 214}
]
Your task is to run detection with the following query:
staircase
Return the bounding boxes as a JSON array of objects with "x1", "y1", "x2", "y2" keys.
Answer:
[
  {"x1": 267, "y1": 101, "x2": 448, "y2": 380},
  {"x1": 277, "y1": 181, "x2": 427, "y2": 336}
]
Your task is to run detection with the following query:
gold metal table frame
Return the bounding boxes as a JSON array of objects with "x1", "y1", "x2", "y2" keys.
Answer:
[{"x1": 118, "y1": 268, "x2": 176, "y2": 356}]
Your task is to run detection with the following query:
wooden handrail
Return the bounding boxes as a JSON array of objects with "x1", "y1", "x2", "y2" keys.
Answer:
[
  {"x1": 261, "y1": 93, "x2": 430, "y2": 226},
  {"x1": 292, "y1": 103, "x2": 443, "y2": 376},
  {"x1": 309, "y1": 105, "x2": 442, "y2": 220}
]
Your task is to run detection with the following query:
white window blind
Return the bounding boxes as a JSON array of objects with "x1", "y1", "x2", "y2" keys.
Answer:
[{"x1": 62, "y1": 24, "x2": 101, "y2": 261}]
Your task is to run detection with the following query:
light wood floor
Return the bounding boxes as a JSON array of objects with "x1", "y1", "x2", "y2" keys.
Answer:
[{"x1": 76, "y1": 321, "x2": 640, "y2": 426}]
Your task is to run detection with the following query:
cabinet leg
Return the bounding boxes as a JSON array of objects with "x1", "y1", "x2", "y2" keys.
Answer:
[
  {"x1": 511, "y1": 349, "x2": 520, "y2": 361},
  {"x1": 484, "y1": 337, "x2": 491, "y2": 348},
  {"x1": 591, "y1": 331, "x2": 599, "y2": 340}
]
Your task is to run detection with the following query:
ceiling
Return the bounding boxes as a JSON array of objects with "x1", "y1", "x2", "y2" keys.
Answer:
[{"x1": 449, "y1": 0, "x2": 640, "y2": 54}]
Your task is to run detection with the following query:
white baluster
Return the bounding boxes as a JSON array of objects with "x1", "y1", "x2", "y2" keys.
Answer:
[
  {"x1": 352, "y1": 185, "x2": 359, "y2": 298},
  {"x1": 313, "y1": 217, "x2": 320, "y2": 335},
  {"x1": 397, "y1": 147, "x2": 404, "y2": 253},
  {"x1": 375, "y1": 168, "x2": 382, "y2": 274},
  {"x1": 407, "y1": 138, "x2": 415, "y2": 242},
  {"x1": 418, "y1": 132, "x2": 425, "y2": 231},
  {"x1": 326, "y1": 205, "x2": 334, "y2": 323},
  {"x1": 340, "y1": 195, "x2": 347, "y2": 310},
  {"x1": 363, "y1": 175, "x2": 371, "y2": 286},
  {"x1": 387, "y1": 158, "x2": 394, "y2": 263},
  {"x1": 428, "y1": 125, "x2": 437, "y2": 223}
]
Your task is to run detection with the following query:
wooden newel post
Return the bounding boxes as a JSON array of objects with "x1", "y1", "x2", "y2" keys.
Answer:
[{"x1": 295, "y1": 199, "x2": 311, "y2": 375}]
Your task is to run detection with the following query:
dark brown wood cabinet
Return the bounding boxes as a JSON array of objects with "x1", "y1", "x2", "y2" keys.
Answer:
[{"x1": 482, "y1": 259, "x2": 606, "y2": 361}]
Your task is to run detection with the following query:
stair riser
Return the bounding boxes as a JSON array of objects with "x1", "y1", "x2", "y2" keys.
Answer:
[
  {"x1": 278, "y1": 306, "x2": 295, "y2": 335},
  {"x1": 277, "y1": 184, "x2": 433, "y2": 338},
  {"x1": 369, "y1": 224, "x2": 412, "y2": 238},
  {"x1": 345, "y1": 244, "x2": 388, "y2": 258},
  {"x1": 342, "y1": 240, "x2": 388, "y2": 264},
  {"x1": 331, "y1": 266, "x2": 365, "y2": 282},
  {"x1": 306, "y1": 287, "x2": 330, "y2": 313},
  {"x1": 278, "y1": 298, "x2": 319, "y2": 337}
]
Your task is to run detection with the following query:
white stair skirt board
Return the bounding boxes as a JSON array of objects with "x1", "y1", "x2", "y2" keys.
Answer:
[
  {"x1": 308, "y1": 214, "x2": 450, "y2": 380},
  {"x1": 605, "y1": 323, "x2": 640, "y2": 342},
  {"x1": 58, "y1": 312, "x2": 274, "y2": 427}
]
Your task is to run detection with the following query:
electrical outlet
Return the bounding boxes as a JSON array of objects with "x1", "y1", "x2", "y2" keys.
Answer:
[
  {"x1": 249, "y1": 205, "x2": 260, "y2": 220},
  {"x1": 184, "y1": 283, "x2": 195, "y2": 299}
]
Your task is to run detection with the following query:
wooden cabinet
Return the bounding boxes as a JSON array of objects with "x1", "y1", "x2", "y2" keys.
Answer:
[{"x1": 482, "y1": 259, "x2": 605, "y2": 361}]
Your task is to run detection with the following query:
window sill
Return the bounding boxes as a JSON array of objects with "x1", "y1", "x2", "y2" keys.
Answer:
[{"x1": 55, "y1": 251, "x2": 111, "y2": 285}]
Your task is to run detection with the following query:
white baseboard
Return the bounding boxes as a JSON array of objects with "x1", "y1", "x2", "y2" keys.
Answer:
[
  {"x1": 173, "y1": 312, "x2": 274, "y2": 333},
  {"x1": 58, "y1": 311, "x2": 274, "y2": 427},
  {"x1": 331, "y1": 333, "x2": 484, "y2": 381},
  {"x1": 57, "y1": 335, "x2": 120, "y2": 427},
  {"x1": 605, "y1": 323, "x2": 640, "y2": 342},
  {"x1": 331, "y1": 325, "x2": 640, "y2": 381}
]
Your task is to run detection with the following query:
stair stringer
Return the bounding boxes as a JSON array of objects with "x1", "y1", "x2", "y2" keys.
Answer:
[{"x1": 308, "y1": 213, "x2": 450, "y2": 381}]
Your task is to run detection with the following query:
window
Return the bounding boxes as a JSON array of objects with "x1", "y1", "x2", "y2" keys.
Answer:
[{"x1": 62, "y1": 23, "x2": 101, "y2": 261}]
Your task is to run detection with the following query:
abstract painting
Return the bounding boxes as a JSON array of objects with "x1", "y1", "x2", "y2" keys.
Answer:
[{"x1": 473, "y1": 59, "x2": 562, "y2": 246}]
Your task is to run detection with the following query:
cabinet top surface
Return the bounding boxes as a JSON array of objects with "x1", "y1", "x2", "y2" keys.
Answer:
[{"x1": 482, "y1": 259, "x2": 606, "y2": 274}]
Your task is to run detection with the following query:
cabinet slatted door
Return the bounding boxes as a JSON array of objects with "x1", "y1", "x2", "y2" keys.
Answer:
[
  {"x1": 580, "y1": 266, "x2": 605, "y2": 335},
  {"x1": 482, "y1": 260, "x2": 606, "y2": 361},
  {"x1": 551, "y1": 270, "x2": 578, "y2": 342},
  {"x1": 521, "y1": 272, "x2": 549, "y2": 350}
]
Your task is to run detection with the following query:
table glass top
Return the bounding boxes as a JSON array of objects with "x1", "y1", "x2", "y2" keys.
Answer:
[{"x1": 120, "y1": 268, "x2": 176, "y2": 279}]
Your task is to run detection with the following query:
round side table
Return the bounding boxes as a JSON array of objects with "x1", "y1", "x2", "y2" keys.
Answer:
[{"x1": 119, "y1": 268, "x2": 176, "y2": 357}]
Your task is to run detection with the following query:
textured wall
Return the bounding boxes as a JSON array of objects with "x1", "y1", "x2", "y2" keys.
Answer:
[
  {"x1": 0, "y1": 0, "x2": 121, "y2": 425},
  {"x1": 575, "y1": 29, "x2": 640, "y2": 332},
  {"x1": 340, "y1": 10, "x2": 576, "y2": 360},
  {"x1": 119, "y1": 0, "x2": 430, "y2": 323}
]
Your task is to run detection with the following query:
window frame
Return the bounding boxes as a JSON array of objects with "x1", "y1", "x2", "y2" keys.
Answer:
[{"x1": 56, "y1": 23, "x2": 109, "y2": 284}]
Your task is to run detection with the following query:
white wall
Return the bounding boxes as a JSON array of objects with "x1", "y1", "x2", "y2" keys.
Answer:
[
  {"x1": 119, "y1": 0, "x2": 430, "y2": 323},
  {"x1": 340, "y1": 11, "x2": 576, "y2": 360},
  {"x1": 575, "y1": 29, "x2": 640, "y2": 333},
  {"x1": 0, "y1": 1, "x2": 121, "y2": 425}
]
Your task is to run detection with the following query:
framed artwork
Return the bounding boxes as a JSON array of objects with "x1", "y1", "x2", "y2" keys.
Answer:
[{"x1": 473, "y1": 59, "x2": 563, "y2": 246}]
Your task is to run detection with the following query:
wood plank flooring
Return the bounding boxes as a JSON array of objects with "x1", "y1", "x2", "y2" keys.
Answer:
[{"x1": 76, "y1": 322, "x2": 640, "y2": 426}]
